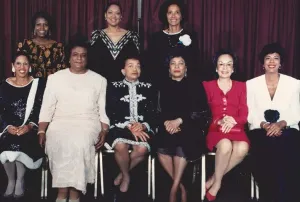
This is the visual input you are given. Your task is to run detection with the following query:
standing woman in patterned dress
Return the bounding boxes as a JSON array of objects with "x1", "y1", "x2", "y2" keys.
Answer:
[
  {"x1": 90, "y1": 2, "x2": 140, "y2": 82},
  {"x1": 17, "y1": 11, "x2": 65, "y2": 78}
]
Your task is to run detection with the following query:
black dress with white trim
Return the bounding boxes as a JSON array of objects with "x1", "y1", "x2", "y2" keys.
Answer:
[
  {"x1": 105, "y1": 79, "x2": 158, "y2": 151},
  {"x1": 0, "y1": 79, "x2": 45, "y2": 169}
]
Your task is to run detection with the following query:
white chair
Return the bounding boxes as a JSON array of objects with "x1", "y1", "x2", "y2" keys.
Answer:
[
  {"x1": 99, "y1": 149, "x2": 152, "y2": 197},
  {"x1": 201, "y1": 152, "x2": 259, "y2": 201}
]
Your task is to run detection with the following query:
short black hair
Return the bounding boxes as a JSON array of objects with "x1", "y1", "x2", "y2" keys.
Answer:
[
  {"x1": 212, "y1": 49, "x2": 238, "y2": 69},
  {"x1": 105, "y1": 2, "x2": 122, "y2": 14},
  {"x1": 258, "y1": 43, "x2": 285, "y2": 64},
  {"x1": 31, "y1": 11, "x2": 54, "y2": 33},
  {"x1": 158, "y1": 0, "x2": 185, "y2": 28},
  {"x1": 65, "y1": 34, "x2": 90, "y2": 67},
  {"x1": 123, "y1": 55, "x2": 141, "y2": 67},
  {"x1": 165, "y1": 49, "x2": 189, "y2": 68},
  {"x1": 12, "y1": 51, "x2": 31, "y2": 64}
]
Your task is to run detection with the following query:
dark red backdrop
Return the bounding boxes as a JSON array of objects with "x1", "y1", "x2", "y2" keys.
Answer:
[{"x1": 1, "y1": 0, "x2": 300, "y2": 80}]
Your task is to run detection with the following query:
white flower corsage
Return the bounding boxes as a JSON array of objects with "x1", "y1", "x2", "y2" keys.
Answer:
[{"x1": 179, "y1": 34, "x2": 192, "y2": 46}]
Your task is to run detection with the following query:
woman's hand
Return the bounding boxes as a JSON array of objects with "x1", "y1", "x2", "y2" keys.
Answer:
[
  {"x1": 221, "y1": 122, "x2": 235, "y2": 133},
  {"x1": 223, "y1": 116, "x2": 237, "y2": 125},
  {"x1": 95, "y1": 130, "x2": 108, "y2": 150},
  {"x1": 16, "y1": 124, "x2": 33, "y2": 136},
  {"x1": 131, "y1": 131, "x2": 150, "y2": 142},
  {"x1": 266, "y1": 121, "x2": 286, "y2": 137},
  {"x1": 164, "y1": 118, "x2": 182, "y2": 134},
  {"x1": 7, "y1": 126, "x2": 18, "y2": 135},
  {"x1": 130, "y1": 122, "x2": 145, "y2": 132},
  {"x1": 39, "y1": 132, "x2": 46, "y2": 148}
]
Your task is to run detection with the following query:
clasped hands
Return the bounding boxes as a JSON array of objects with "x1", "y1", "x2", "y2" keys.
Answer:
[
  {"x1": 128, "y1": 122, "x2": 149, "y2": 142},
  {"x1": 7, "y1": 125, "x2": 32, "y2": 136},
  {"x1": 217, "y1": 115, "x2": 237, "y2": 133},
  {"x1": 164, "y1": 118, "x2": 182, "y2": 135},
  {"x1": 261, "y1": 121, "x2": 286, "y2": 137}
]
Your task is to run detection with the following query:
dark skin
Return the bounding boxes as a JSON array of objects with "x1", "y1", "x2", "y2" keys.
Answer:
[{"x1": 260, "y1": 120, "x2": 287, "y2": 137}]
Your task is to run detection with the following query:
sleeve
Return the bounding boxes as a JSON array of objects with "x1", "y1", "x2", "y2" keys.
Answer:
[
  {"x1": 279, "y1": 80, "x2": 300, "y2": 126},
  {"x1": 89, "y1": 30, "x2": 101, "y2": 73},
  {"x1": 0, "y1": 84, "x2": 7, "y2": 131},
  {"x1": 141, "y1": 85, "x2": 159, "y2": 133},
  {"x1": 131, "y1": 31, "x2": 141, "y2": 54},
  {"x1": 39, "y1": 75, "x2": 57, "y2": 122},
  {"x1": 144, "y1": 32, "x2": 159, "y2": 83},
  {"x1": 190, "y1": 82, "x2": 211, "y2": 128},
  {"x1": 98, "y1": 78, "x2": 110, "y2": 125},
  {"x1": 233, "y1": 82, "x2": 248, "y2": 125},
  {"x1": 26, "y1": 79, "x2": 46, "y2": 128},
  {"x1": 246, "y1": 80, "x2": 264, "y2": 129},
  {"x1": 55, "y1": 43, "x2": 66, "y2": 71}
]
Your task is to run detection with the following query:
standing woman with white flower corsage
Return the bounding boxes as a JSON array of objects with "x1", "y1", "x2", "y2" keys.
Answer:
[{"x1": 146, "y1": 0, "x2": 200, "y2": 86}]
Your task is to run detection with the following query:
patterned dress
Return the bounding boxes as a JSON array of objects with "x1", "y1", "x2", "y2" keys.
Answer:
[
  {"x1": 90, "y1": 30, "x2": 140, "y2": 81},
  {"x1": 0, "y1": 78, "x2": 45, "y2": 169},
  {"x1": 105, "y1": 79, "x2": 157, "y2": 151},
  {"x1": 17, "y1": 39, "x2": 66, "y2": 78}
]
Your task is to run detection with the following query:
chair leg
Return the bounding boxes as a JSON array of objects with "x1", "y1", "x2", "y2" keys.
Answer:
[
  {"x1": 45, "y1": 157, "x2": 48, "y2": 199},
  {"x1": 192, "y1": 164, "x2": 197, "y2": 184},
  {"x1": 99, "y1": 151, "x2": 104, "y2": 196},
  {"x1": 94, "y1": 152, "x2": 99, "y2": 199},
  {"x1": 255, "y1": 180, "x2": 259, "y2": 200},
  {"x1": 151, "y1": 157, "x2": 155, "y2": 201},
  {"x1": 201, "y1": 154, "x2": 206, "y2": 201},
  {"x1": 148, "y1": 154, "x2": 151, "y2": 196},
  {"x1": 251, "y1": 173, "x2": 254, "y2": 199},
  {"x1": 40, "y1": 157, "x2": 45, "y2": 199}
]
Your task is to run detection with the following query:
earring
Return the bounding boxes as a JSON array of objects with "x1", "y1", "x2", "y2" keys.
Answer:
[
  {"x1": 29, "y1": 67, "x2": 32, "y2": 72},
  {"x1": 12, "y1": 64, "x2": 15, "y2": 73},
  {"x1": 184, "y1": 71, "x2": 187, "y2": 77}
]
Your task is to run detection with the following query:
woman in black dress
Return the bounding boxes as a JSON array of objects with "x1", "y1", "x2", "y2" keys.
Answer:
[
  {"x1": 90, "y1": 2, "x2": 140, "y2": 82},
  {"x1": 0, "y1": 52, "x2": 45, "y2": 200},
  {"x1": 147, "y1": 0, "x2": 199, "y2": 85},
  {"x1": 105, "y1": 56, "x2": 157, "y2": 193},
  {"x1": 157, "y1": 52, "x2": 210, "y2": 202}
]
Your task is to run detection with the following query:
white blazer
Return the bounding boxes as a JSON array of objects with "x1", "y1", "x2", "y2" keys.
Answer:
[{"x1": 246, "y1": 74, "x2": 300, "y2": 130}]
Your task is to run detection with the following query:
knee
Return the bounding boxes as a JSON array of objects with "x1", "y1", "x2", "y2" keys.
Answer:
[
  {"x1": 114, "y1": 143, "x2": 128, "y2": 153},
  {"x1": 233, "y1": 142, "x2": 249, "y2": 158},
  {"x1": 134, "y1": 146, "x2": 148, "y2": 157},
  {"x1": 216, "y1": 139, "x2": 233, "y2": 155}
]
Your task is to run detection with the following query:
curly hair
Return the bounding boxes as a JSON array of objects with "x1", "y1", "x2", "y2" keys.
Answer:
[
  {"x1": 212, "y1": 49, "x2": 238, "y2": 69},
  {"x1": 258, "y1": 43, "x2": 285, "y2": 64},
  {"x1": 158, "y1": 0, "x2": 185, "y2": 28},
  {"x1": 31, "y1": 11, "x2": 54, "y2": 33}
]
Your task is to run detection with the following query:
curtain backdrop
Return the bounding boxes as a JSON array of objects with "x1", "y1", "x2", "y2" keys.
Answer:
[{"x1": 1, "y1": 0, "x2": 299, "y2": 80}]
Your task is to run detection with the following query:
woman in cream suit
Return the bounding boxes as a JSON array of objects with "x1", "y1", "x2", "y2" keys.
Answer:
[{"x1": 247, "y1": 43, "x2": 300, "y2": 202}]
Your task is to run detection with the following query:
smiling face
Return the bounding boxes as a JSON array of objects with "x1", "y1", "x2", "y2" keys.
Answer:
[
  {"x1": 169, "y1": 56, "x2": 186, "y2": 80},
  {"x1": 34, "y1": 17, "x2": 50, "y2": 38},
  {"x1": 69, "y1": 46, "x2": 88, "y2": 72},
  {"x1": 216, "y1": 54, "x2": 234, "y2": 79},
  {"x1": 166, "y1": 4, "x2": 182, "y2": 27},
  {"x1": 105, "y1": 4, "x2": 122, "y2": 27},
  {"x1": 13, "y1": 55, "x2": 31, "y2": 78},
  {"x1": 263, "y1": 53, "x2": 281, "y2": 74},
  {"x1": 122, "y1": 59, "x2": 141, "y2": 81}
]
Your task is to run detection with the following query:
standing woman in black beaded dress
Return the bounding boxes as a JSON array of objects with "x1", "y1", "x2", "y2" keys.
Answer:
[
  {"x1": 157, "y1": 52, "x2": 210, "y2": 202},
  {"x1": 147, "y1": 0, "x2": 200, "y2": 85},
  {"x1": 90, "y1": 2, "x2": 140, "y2": 82},
  {"x1": 0, "y1": 52, "x2": 45, "y2": 200}
]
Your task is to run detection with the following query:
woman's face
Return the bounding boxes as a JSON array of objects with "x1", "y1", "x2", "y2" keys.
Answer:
[
  {"x1": 105, "y1": 4, "x2": 122, "y2": 27},
  {"x1": 69, "y1": 47, "x2": 87, "y2": 71},
  {"x1": 263, "y1": 53, "x2": 281, "y2": 74},
  {"x1": 34, "y1": 17, "x2": 50, "y2": 38},
  {"x1": 169, "y1": 57, "x2": 186, "y2": 80},
  {"x1": 166, "y1": 4, "x2": 182, "y2": 27},
  {"x1": 13, "y1": 55, "x2": 30, "y2": 78},
  {"x1": 216, "y1": 54, "x2": 234, "y2": 79},
  {"x1": 122, "y1": 59, "x2": 141, "y2": 81}
]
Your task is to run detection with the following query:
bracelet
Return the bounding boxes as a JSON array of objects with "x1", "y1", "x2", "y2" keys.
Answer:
[
  {"x1": 262, "y1": 122, "x2": 270, "y2": 129},
  {"x1": 102, "y1": 128, "x2": 109, "y2": 132},
  {"x1": 37, "y1": 131, "x2": 46, "y2": 135}
]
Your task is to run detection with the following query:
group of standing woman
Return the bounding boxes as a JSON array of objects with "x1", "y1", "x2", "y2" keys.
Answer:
[{"x1": 0, "y1": 1, "x2": 299, "y2": 202}]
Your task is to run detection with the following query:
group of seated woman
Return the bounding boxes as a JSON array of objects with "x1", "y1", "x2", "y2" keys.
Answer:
[{"x1": 1, "y1": 1, "x2": 300, "y2": 202}]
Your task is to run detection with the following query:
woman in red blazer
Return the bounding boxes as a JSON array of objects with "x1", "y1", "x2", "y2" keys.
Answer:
[{"x1": 203, "y1": 50, "x2": 250, "y2": 201}]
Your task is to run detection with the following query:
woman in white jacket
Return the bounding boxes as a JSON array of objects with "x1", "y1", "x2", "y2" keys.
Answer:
[{"x1": 247, "y1": 43, "x2": 300, "y2": 202}]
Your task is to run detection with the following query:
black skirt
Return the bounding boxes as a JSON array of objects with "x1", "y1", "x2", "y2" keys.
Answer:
[
  {"x1": 104, "y1": 127, "x2": 154, "y2": 152},
  {"x1": 0, "y1": 129, "x2": 44, "y2": 169}
]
